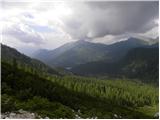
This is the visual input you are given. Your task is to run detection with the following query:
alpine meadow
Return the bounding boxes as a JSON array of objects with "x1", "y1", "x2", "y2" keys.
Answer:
[{"x1": 1, "y1": 1, "x2": 159, "y2": 119}]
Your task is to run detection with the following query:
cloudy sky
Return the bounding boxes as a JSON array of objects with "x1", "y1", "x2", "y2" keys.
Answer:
[{"x1": 1, "y1": 0, "x2": 159, "y2": 55}]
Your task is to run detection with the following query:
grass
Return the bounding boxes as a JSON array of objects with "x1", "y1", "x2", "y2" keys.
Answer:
[{"x1": 135, "y1": 105, "x2": 159, "y2": 118}]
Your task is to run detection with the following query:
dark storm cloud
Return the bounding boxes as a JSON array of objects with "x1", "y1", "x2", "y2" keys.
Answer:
[{"x1": 62, "y1": 1, "x2": 158, "y2": 39}]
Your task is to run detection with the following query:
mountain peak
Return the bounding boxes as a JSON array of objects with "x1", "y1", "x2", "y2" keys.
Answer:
[{"x1": 124, "y1": 37, "x2": 148, "y2": 45}]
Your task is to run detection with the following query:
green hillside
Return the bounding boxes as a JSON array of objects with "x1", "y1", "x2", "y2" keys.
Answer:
[
  {"x1": 1, "y1": 44, "x2": 60, "y2": 76},
  {"x1": 71, "y1": 46, "x2": 159, "y2": 84},
  {"x1": 1, "y1": 61, "x2": 158, "y2": 118}
]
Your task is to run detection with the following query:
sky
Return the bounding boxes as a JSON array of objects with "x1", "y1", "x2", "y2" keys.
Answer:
[{"x1": 1, "y1": 0, "x2": 159, "y2": 55}]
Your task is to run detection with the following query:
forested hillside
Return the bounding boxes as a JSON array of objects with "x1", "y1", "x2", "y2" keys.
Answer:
[
  {"x1": 1, "y1": 44, "x2": 60, "y2": 76},
  {"x1": 71, "y1": 46, "x2": 159, "y2": 84},
  {"x1": 121, "y1": 47, "x2": 159, "y2": 83},
  {"x1": 1, "y1": 61, "x2": 158, "y2": 118}
]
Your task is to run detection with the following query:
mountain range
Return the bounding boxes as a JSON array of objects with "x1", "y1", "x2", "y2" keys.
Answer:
[
  {"x1": 1, "y1": 36, "x2": 159, "y2": 83},
  {"x1": 32, "y1": 37, "x2": 158, "y2": 69}
]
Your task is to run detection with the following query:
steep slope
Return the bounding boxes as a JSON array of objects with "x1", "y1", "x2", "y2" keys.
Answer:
[
  {"x1": 1, "y1": 44, "x2": 60, "y2": 75},
  {"x1": 33, "y1": 37, "x2": 150, "y2": 68},
  {"x1": 71, "y1": 45, "x2": 159, "y2": 83}
]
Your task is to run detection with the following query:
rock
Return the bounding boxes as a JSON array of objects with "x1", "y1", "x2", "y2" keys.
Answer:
[
  {"x1": 44, "y1": 117, "x2": 49, "y2": 119},
  {"x1": 114, "y1": 114, "x2": 118, "y2": 118},
  {"x1": 6, "y1": 112, "x2": 9, "y2": 114},
  {"x1": 10, "y1": 113, "x2": 16, "y2": 115},
  {"x1": 78, "y1": 109, "x2": 80, "y2": 113},
  {"x1": 75, "y1": 114, "x2": 82, "y2": 119},
  {"x1": 31, "y1": 113, "x2": 35, "y2": 116},
  {"x1": 154, "y1": 112, "x2": 159, "y2": 118},
  {"x1": 9, "y1": 112, "x2": 16, "y2": 118},
  {"x1": 1, "y1": 110, "x2": 42, "y2": 119},
  {"x1": 91, "y1": 116, "x2": 98, "y2": 119},
  {"x1": 18, "y1": 109, "x2": 25, "y2": 114},
  {"x1": 1, "y1": 115, "x2": 6, "y2": 119}
]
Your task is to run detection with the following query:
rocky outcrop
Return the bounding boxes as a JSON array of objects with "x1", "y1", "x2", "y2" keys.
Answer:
[
  {"x1": 154, "y1": 112, "x2": 159, "y2": 118},
  {"x1": 1, "y1": 109, "x2": 45, "y2": 119}
]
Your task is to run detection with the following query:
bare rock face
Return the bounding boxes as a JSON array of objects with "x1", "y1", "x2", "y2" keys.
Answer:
[{"x1": 1, "y1": 109, "x2": 44, "y2": 119}]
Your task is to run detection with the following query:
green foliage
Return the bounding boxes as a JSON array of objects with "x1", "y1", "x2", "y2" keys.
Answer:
[
  {"x1": 1, "y1": 94, "x2": 17, "y2": 112},
  {"x1": 1, "y1": 94, "x2": 75, "y2": 118},
  {"x1": 53, "y1": 75, "x2": 158, "y2": 107},
  {"x1": 1, "y1": 61, "x2": 159, "y2": 118},
  {"x1": 135, "y1": 105, "x2": 159, "y2": 118},
  {"x1": 15, "y1": 96, "x2": 75, "y2": 118},
  {"x1": 13, "y1": 58, "x2": 18, "y2": 69}
]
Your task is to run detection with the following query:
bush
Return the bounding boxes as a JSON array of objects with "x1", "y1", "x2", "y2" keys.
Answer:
[{"x1": 1, "y1": 94, "x2": 16, "y2": 112}]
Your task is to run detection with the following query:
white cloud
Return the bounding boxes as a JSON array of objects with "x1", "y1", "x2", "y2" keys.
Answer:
[
  {"x1": 41, "y1": 31, "x2": 74, "y2": 50},
  {"x1": 1, "y1": 1, "x2": 159, "y2": 54},
  {"x1": 2, "y1": 20, "x2": 44, "y2": 45}
]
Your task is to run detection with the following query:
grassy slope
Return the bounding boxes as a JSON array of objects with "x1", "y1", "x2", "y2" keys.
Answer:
[{"x1": 136, "y1": 105, "x2": 158, "y2": 118}]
